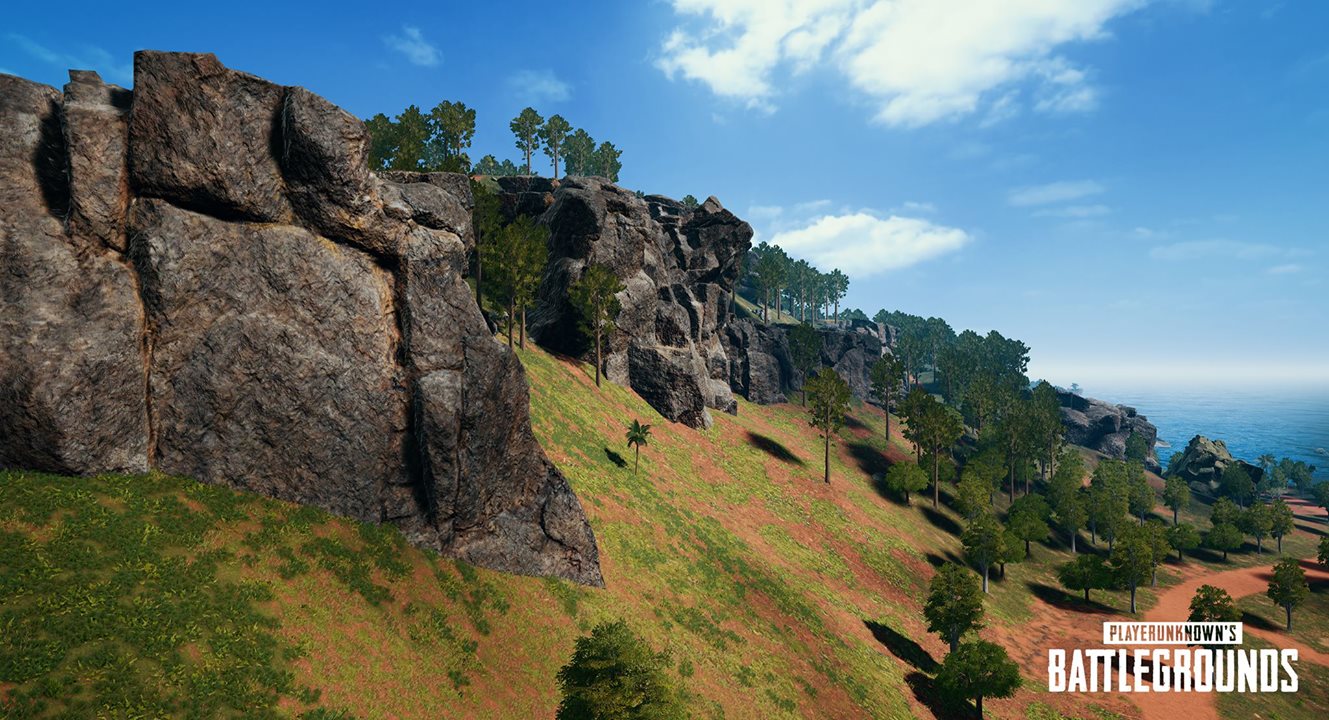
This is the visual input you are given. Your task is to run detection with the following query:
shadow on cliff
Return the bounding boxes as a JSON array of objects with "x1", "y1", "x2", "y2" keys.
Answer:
[{"x1": 745, "y1": 431, "x2": 803, "y2": 466}]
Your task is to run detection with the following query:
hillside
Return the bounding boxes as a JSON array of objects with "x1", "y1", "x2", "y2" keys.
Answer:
[{"x1": 4, "y1": 342, "x2": 1327, "y2": 719}]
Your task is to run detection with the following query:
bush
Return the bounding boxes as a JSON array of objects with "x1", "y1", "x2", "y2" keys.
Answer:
[{"x1": 556, "y1": 620, "x2": 686, "y2": 719}]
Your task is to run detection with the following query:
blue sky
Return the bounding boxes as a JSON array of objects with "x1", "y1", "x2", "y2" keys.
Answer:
[{"x1": 5, "y1": 0, "x2": 1326, "y2": 391}]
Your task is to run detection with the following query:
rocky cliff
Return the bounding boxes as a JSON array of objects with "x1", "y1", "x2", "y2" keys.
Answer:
[
  {"x1": 497, "y1": 177, "x2": 751, "y2": 428},
  {"x1": 1057, "y1": 391, "x2": 1160, "y2": 471},
  {"x1": 0, "y1": 53, "x2": 601, "y2": 586},
  {"x1": 723, "y1": 318, "x2": 891, "y2": 406},
  {"x1": 1169, "y1": 435, "x2": 1264, "y2": 492}
]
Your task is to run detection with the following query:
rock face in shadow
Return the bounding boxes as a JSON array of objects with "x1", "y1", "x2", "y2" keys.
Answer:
[
  {"x1": 0, "y1": 55, "x2": 601, "y2": 586},
  {"x1": 503, "y1": 177, "x2": 750, "y2": 428},
  {"x1": 722, "y1": 318, "x2": 891, "y2": 406},
  {"x1": 1057, "y1": 391, "x2": 1160, "y2": 471},
  {"x1": 1169, "y1": 435, "x2": 1263, "y2": 492}
]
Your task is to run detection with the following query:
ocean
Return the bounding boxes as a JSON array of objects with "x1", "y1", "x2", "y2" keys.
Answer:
[{"x1": 1079, "y1": 383, "x2": 1329, "y2": 482}]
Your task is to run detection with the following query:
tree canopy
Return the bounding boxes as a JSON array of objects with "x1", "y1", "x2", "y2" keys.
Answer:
[{"x1": 556, "y1": 620, "x2": 686, "y2": 720}]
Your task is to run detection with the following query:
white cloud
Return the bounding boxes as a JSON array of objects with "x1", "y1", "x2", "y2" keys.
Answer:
[
  {"x1": 897, "y1": 200, "x2": 937, "y2": 214},
  {"x1": 1032, "y1": 204, "x2": 1111, "y2": 218},
  {"x1": 384, "y1": 26, "x2": 440, "y2": 67},
  {"x1": 507, "y1": 69, "x2": 572, "y2": 103},
  {"x1": 1007, "y1": 180, "x2": 1105, "y2": 207},
  {"x1": 1265, "y1": 263, "x2": 1303, "y2": 275},
  {"x1": 656, "y1": 0, "x2": 1145, "y2": 126},
  {"x1": 6, "y1": 33, "x2": 132, "y2": 84},
  {"x1": 769, "y1": 211, "x2": 971, "y2": 276},
  {"x1": 1148, "y1": 240, "x2": 1284, "y2": 261}
]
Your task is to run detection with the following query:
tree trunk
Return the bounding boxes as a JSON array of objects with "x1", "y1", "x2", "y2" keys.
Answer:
[
  {"x1": 884, "y1": 404, "x2": 891, "y2": 444},
  {"x1": 976, "y1": 695, "x2": 983, "y2": 719},
  {"x1": 506, "y1": 297, "x2": 515, "y2": 348},
  {"x1": 1025, "y1": 539, "x2": 1031, "y2": 558},
  {"x1": 1256, "y1": 537, "x2": 1262, "y2": 554},
  {"x1": 982, "y1": 564, "x2": 989, "y2": 593},
  {"x1": 1173, "y1": 507, "x2": 1179, "y2": 526},
  {"x1": 823, "y1": 428, "x2": 831, "y2": 484},
  {"x1": 1286, "y1": 605, "x2": 1293, "y2": 631},
  {"x1": 1084, "y1": 587, "x2": 1090, "y2": 602},
  {"x1": 1130, "y1": 584, "x2": 1137, "y2": 614},
  {"x1": 519, "y1": 306, "x2": 527, "y2": 349},
  {"x1": 1278, "y1": 534, "x2": 1283, "y2": 554},
  {"x1": 594, "y1": 329, "x2": 602, "y2": 387},
  {"x1": 950, "y1": 635, "x2": 959, "y2": 653},
  {"x1": 932, "y1": 450, "x2": 940, "y2": 509},
  {"x1": 634, "y1": 446, "x2": 640, "y2": 475},
  {"x1": 1070, "y1": 531, "x2": 1077, "y2": 554}
]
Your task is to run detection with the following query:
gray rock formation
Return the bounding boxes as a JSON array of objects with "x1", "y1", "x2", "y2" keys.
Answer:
[
  {"x1": 502, "y1": 177, "x2": 750, "y2": 428},
  {"x1": 723, "y1": 319, "x2": 891, "y2": 406},
  {"x1": 0, "y1": 54, "x2": 601, "y2": 586},
  {"x1": 1169, "y1": 435, "x2": 1264, "y2": 492},
  {"x1": 1057, "y1": 391, "x2": 1160, "y2": 471}
]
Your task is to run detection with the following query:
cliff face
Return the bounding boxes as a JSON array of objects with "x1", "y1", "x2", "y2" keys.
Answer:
[
  {"x1": 0, "y1": 54, "x2": 601, "y2": 586},
  {"x1": 1169, "y1": 435, "x2": 1263, "y2": 492},
  {"x1": 499, "y1": 177, "x2": 751, "y2": 429},
  {"x1": 1057, "y1": 391, "x2": 1160, "y2": 471},
  {"x1": 723, "y1": 318, "x2": 892, "y2": 406}
]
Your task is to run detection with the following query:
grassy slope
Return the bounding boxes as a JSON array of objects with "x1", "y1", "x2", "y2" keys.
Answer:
[{"x1": 2, "y1": 341, "x2": 1323, "y2": 719}]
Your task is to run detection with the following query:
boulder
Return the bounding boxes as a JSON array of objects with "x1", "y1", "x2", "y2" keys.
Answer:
[
  {"x1": 0, "y1": 56, "x2": 601, "y2": 586},
  {"x1": 512, "y1": 177, "x2": 751, "y2": 428},
  {"x1": 1057, "y1": 390, "x2": 1160, "y2": 471},
  {"x1": 1169, "y1": 435, "x2": 1263, "y2": 491}
]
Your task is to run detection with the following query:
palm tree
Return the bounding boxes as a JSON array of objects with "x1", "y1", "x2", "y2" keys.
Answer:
[{"x1": 626, "y1": 420, "x2": 652, "y2": 475}]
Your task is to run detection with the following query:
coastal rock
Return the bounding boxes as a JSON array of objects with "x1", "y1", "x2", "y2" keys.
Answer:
[
  {"x1": 511, "y1": 177, "x2": 750, "y2": 428},
  {"x1": 1169, "y1": 435, "x2": 1263, "y2": 491},
  {"x1": 0, "y1": 55, "x2": 601, "y2": 586},
  {"x1": 1058, "y1": 391, "x2": 1160, "y2": 470}
]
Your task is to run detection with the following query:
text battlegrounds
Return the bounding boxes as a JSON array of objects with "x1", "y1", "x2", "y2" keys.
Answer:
[{"x1": 1048, "y1": 622, "x2": 1298, "y2": 693}]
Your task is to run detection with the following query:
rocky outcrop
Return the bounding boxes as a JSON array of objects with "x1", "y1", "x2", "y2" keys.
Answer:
[
  {"x1": 1057, "y1": 391, "x2": 1160, "y2": 471},
  {"x1": 506, "y1": 177, "x2": 750, "y2": 428},
  {"x1": 723, "y1": 319, "x2": 890, "y2": 405},
  {"x1": 0, "y1": 54, "x2": 601, "y2": 586},
  {"x1": 1169, "y1": 435, "x2": 1263, "y2": 492}
]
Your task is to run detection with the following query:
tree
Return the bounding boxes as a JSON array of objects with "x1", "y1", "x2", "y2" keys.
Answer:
[
  {"x1": 956, "y1": 470, "x2": 994, "y2": 521},
  {"x1": 471, "y1": 181, "x2": 502, "y2": 303},
  {"x1": 592, "y1": 141, "x2": 622, "y2": 182},
  {"x1": 365, "y1": 113, "x2": 398, "y2": 169},
  {"x1": 1207, "y1": 523, "x2": 1243, "y2": 561},
  {"x1": 1240, "y1": 503, "x2": 1274, "y2": 555},
  {"x1": 1138, "y1": 520, "x2": 1171, "y2": 586},
  {"x1": 1167, "y1": 523, "x2": 1201, "y2": 561},
  {"x1": 390, "y1": 105, "x2": 430, "y2": 170},
  {"x1": 507, "y1": 216, "x2": 548, "y2": 349},
  {"x1": 1125, "y1": 432, "x2": 1150, "y2": 465},
  {"x1": 510, "y1": 107, "x2": 543, "y2": 174},
  {"x1": 556, "y1": 620, "x2": 686, "y2": 720},
  {"x1": 626, "y1": 420, "x2": 652, "y2": 475},
  {"x1": 1162, "y1": 475, "x2": 1190, "y2": 526},
  {"x1": 540, "y1": 114, "x2": 572, "y2": 177},
  {"x1": 806, "y1": 368, "x2": 851, "y2": 484},
  {"x1": 869, "y1": 355, "x2": 906, "y2": 442},
  {"x1": 1058, "y1": 554, "x2": 1110, "y2": 602},
  {"x1": 1211, "y1": 497, "x2": 1242, "y2": 528},
  {"x1": 569, "y1": 265, "x2": 624, "y2": 388},
  {"x1": 1220, "y1": 464, "x2": 1254, "y2": 507},
  {"x1": 1047, "y1": 449, "x2": 1087, "y2": 552},
  {"x1": 1270, "y1": 498, "x2": 1295, "y2": 554},
  {"x1": 1313, "y1": 482, "x2": 1329, "y2": 520},
  {"x1": 962, "y1": 513, "x2": 1003, "y2": 593},
  {"x1": 680, "y1": 194, "x2": 699, "y2": 211},
  {"x1": 885, "y1": 462, "x2": 929, "y2": 505},
  {"x1": 427, "y1": 100, "x2": 476, "y2": 172},
  {"x1": 1319, "y1": 536, "x2": 1329, "y2": 567},
  {"x1": 915, "y1": 396, "x2": 964, "y2": 509},
  {"x1": 1266, "y1": 558, "x2": 1309, "y2": 631},
  {"x1": 1029, "y1": 381, "x2": 1064, "y2": 483},
  {"x1": 924, "y1": 564, "x2": 985, "y2": 653},
  {"x1": 897, "y1": 386, "x2": 932, "y2": 463},
  {"x1": 1126, "y1": 463, "x2": 1155, "y2": 522},
  {"x1": 826, "y1": 269, "x2": 849, "y2": 327},
  {"x1": 1007, "y1": 494, "x2": 1051, "y2": 558},
  {"x1": 1088, "y1": 463, "x2": 1130, "y2": 549},
  {"x1": 1110, "y1": 527, "x2": 1155, "y2": 613},
  {"x1": 788, "y1": 324, "x2": 822, "y2": 406},
  {"x1": 563, "y1": 128, "x2": 596, "y2": 176},
  {"x1": 1188, "y1": 585, "x2": 1240, "y2": 623},
  {"x1": 935, "y1": 640, "x2": 1022, "y2": 718}
]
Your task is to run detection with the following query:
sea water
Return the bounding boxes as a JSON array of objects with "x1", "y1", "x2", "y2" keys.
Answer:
[{"x1": 1080, "y1": 383, "x2": 1329, "y2": 481}]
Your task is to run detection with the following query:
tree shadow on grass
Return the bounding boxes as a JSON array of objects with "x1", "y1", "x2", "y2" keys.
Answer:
[
  {"x1": 1027, "y1": 581, "x2": 1118, "y2": 615},
  {"x1": 844, "y1": 414, "x2": 869, "y2": 432},
  {"x1": 745, "y1": 431, "x2": 803, "y2": 466},
  {"x1": 1241, "y1": 610, "x2": 1281, "y2": 632},
  {"x1": 604, "y1": 448, "x2": 628, "y2": 468},
  {"x1": 865, "y1": 620, "x2": 939, "y2": 673},
  {"x1": 1294, "y1": 520, "x2": 1327, "y2": 538},
  {"x1": 920, "y1": 504, "x2": 963, "y2": 537},
  {"x1": 904, "y1": 672, "x2": 968, "y2": 720},
  {"x1": 924, "y1": 549, "x2": 965, "y2": 568}
]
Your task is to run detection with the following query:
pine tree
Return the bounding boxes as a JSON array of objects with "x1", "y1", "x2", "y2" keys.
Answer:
[{"x1": 568, "y1": 265, "x2": 624, "y2": 387}]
